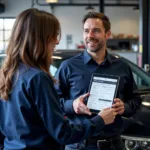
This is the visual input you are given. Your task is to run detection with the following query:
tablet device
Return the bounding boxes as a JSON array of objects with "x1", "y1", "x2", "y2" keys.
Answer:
[{"x1": 87, "y1": 73, "x2": 120, "y2": 113}]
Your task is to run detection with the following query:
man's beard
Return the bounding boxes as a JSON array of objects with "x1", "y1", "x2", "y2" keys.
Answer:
[{"x1": 86, "y1": 38, "x2": 105, "y2": 53}]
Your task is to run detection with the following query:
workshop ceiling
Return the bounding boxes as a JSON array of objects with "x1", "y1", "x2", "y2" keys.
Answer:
[{"x1": 36, "y1": 0, "x2": 139, "y2": 7}]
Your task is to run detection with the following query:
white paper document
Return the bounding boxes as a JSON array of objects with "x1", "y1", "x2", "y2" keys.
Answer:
[{"x1": 87, "y1": 76, "x2": 118, "y2": 111}]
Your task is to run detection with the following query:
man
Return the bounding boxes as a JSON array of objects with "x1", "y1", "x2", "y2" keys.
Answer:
[{"x1": 55, "y1": 12, "x2": 141, "y2": 150}]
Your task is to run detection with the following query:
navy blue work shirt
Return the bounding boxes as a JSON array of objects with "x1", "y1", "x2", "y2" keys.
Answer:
[
  {"x1": 0, "y1": 63, "x2": 105, "y2": 150},
  {"x1": 55, "y1": 50, "x2": 141, "y2": 138}
]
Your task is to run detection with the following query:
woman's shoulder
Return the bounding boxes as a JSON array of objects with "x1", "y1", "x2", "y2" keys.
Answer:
[{"x1": 18, "y1": 63, "x2": 50, "y2": 82}]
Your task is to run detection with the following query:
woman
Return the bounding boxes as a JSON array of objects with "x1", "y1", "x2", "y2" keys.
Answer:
[{"x1": 0, "y1": 8, "x2": 115, "y2": 150}]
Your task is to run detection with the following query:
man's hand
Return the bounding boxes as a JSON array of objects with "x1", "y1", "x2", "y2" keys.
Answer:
[
  {"x1": 73, "y1": 93, "x2": 91, "y2": 115},
  {"x1": 98, "y1": 108, "x2": 116, "y2": 125},
  {"x1": 112, "y1": 98, "x2": 125, "y2": 115}
]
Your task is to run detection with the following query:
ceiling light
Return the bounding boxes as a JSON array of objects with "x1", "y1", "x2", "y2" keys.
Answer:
[
  {"x1": 85, "y1": 5, "x2": 95, "y2": 11},
  {"x1": 133, "y1": 5, "x2": 139, "y2": 10},
  {"x1": 46, "y1": 0, "x2": 58, "y2": 3}
]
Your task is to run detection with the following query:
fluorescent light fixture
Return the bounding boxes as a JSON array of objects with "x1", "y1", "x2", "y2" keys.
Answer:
[
  {"x1": 46, "y1": 0, "x2": 58, "y2": 3},
  {"x1": 133, "y1": 5, "x2": 139, "y2": 10},
  {"x1": 85, "y1": 5, "x2": 95, "y2": 11},
  {"x1": 142, "y1": 102, "x2": 150, "y2": 106},
  {"x1": 52, "y1": 56, "x2": 62, "y2": 59}
]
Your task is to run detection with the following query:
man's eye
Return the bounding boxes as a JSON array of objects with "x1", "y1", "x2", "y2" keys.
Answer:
[
  {"x1": 84, "y1": 30, "x2": 89, "y2": 33},
  {"x1": 94, "y1": 29, "x2": 101, "y2": 33}
]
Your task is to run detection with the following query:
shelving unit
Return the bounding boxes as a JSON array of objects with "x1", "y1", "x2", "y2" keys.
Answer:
[{"x1": 107, "y1": 38, "x2": 139, "y2": 51}]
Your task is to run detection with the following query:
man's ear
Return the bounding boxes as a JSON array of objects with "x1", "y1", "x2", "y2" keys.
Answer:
[{"x1": 106, "y1": 30, "x2": 111, "y2": 40}]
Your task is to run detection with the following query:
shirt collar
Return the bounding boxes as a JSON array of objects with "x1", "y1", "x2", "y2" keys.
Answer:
[
  {"x1": 83, "y1": 50, "x2": 92, "y2": 64},
  {"x1": 83, "y1": 50, "x2": 112, "y2": 65}
]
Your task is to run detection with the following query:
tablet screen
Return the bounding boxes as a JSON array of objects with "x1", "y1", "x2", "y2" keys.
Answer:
[{"x1": 87, "y1": 73, "x2": 119, "y2": 113}]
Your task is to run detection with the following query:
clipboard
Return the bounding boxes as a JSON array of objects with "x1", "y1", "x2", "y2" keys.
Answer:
[{"x1": 87, "y1": 73, "x2": 120, "y2": 113}]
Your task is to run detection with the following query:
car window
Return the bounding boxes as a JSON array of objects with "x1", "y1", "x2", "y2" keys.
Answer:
[
  {"x1": 122, "y1": 58, "x2": 150, "y2": 90},
  {"x1": 50, "y1": 59, "x2": 64, "y2": 76},
  {"x1": 50, "y1": 65, "x2": 57, "y2": 77},
  {"x1": 0, "y1": 56, "x2": 5, "y2": 67}
]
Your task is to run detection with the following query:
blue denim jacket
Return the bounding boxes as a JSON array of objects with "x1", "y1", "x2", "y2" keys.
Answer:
[{"x1": 0, "y1": 63, "x2": 104, "y2": 150}]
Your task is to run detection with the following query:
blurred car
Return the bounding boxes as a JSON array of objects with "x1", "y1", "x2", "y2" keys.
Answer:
[
  {"x1": 51, "y1": 50, "x2": 150, "y2": 150},
  {"x1": 0, "y1": 50, "x2": 150, "y2": 150}
]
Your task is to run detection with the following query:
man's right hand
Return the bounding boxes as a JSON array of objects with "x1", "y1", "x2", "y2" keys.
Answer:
[
  {"x1": 73, "y1": 93, "x2": 91, "y2": 115},
  {"x1": 98, "y1": 108, "x2": 116, "y2": 125}
]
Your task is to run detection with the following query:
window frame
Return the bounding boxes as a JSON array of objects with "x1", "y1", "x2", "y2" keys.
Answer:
[{"x1": 0, "y1": 17, "x2": 15, "y2": 53}]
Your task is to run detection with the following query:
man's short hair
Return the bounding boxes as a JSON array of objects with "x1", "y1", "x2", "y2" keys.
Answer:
[{"x1": 82, "y1": 11, "x2": 111, "y2": 32}]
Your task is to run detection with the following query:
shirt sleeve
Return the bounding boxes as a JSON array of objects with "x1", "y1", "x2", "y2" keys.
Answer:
[
  {"x1": 55, "y1": 63, "x2": 75, "y2": 115},
  {"x1": 28, "y1": 72, "x2": 105, "y2": 145},
  {"x1": 122, "y1": 66, "x2": 142, "y2": 117}
]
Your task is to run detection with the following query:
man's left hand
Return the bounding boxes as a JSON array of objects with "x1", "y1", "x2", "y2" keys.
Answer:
[{"x1": 112, "y1": 98, "x2": 125, "y2": 115}]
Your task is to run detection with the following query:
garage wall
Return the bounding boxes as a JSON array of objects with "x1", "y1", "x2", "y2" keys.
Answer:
[{"x1": 0, "y1": 0, "x2": 139, "y2": 49}]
